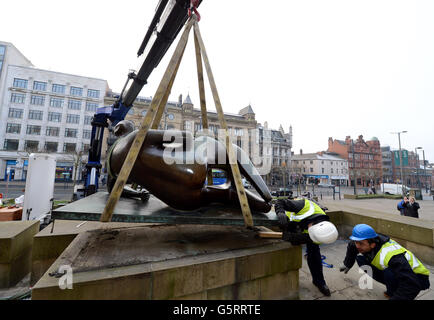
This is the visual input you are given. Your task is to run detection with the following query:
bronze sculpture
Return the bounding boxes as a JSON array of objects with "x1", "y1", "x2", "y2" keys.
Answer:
[{"x1": 106, "y1": 121, "x2": 272, "y2": 213}]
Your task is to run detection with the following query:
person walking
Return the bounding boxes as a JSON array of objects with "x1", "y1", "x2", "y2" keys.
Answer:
[
  {"x1": 397, "y1": 197, "x2": 409, "y2": 216},
  {"x1": 403, "y1": 196, "x2": 420, "y2": 218},
  {"x1": 275, "y1": 197, "x2": 338, "y2": 296},
  {"x1": 339, "y1": 224, "x2": 430, "y2": 300}
]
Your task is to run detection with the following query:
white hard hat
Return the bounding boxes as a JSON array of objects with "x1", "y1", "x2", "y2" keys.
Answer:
[{"x1": 308, "y1": 221, "x2": 338, "y2": 244}]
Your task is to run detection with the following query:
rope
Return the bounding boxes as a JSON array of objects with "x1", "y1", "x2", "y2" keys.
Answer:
[{"x1": 188, "y1": 0, "x2": 201, "y2": 21}]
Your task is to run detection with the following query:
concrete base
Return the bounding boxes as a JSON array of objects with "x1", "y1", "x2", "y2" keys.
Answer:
[
  {"x1": 0, "y1": 221, "x2": 39, "y2": 288},
  {"x1": 31, "y1": 220, "x2": 154, "y2": 286},
  {"x1": 32, "y1": 225, "x2": 301, "y2": 300}
]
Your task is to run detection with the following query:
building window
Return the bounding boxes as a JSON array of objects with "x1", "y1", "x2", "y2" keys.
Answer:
[
  {"x1": 46, "y1": 127, "x2": 60, "y2": 137},
  {"x1": 4, "y1": 139, "x2": 19, "y2": 151},
  {"x1": 26, "y1": 125, "x2": 41, "y2": 135},
  {"x1": 48, "y1": 112, "x2": 62, "y2": 122},
  {"x1": 10, "y1": 92, "x2": 25, "y2": 104},
  {"x1": 303, "y1": 168, "x2": 306, "y2": 173},
  {"x1": 24, "y1": 140, "x2": 39, "y2": 152},
  {"x1": 82, "y1": 144, "x2": 90, "y2": 152},
  {"x1": 310, "y1": 160, "x2": 313, "y2": 164},
  {"x1": 85, "y1": 102, "x2": 98, "y2": 112},
  {"x1": 234, "y1": 128, "x2": 244, "y2": 136},
  {"x1": 70, "y1": 86, "x2": 83, "y2": 96},
  {"x1": 52, "y1": 83, "x2": 65, "y2": 94},
  {"x1": 33, "y1": 81, "x2": 47, "y2": 91},
  {"x1": 45, "y1": 142, "x2": 58, "y2": 152},
  {"x1": 322, "y1": 168, "x2": 324, "y2": 174},
  {"x1": 63, "y1": 143, "x2": 76, "y2": 152},
  {"x1": 87, "y1": 89, "x2": 100, "y2": 98},
  {"x1": 331, "y1": 168, "x2": 334, "y2": 174},
  {"x1": 65, "y1": 128, "x2": 78, "y2": 138},
  {"x1": 183, "y1": 121, "x2": 192, "y2": 130},
  {"x1": 30, "y1": 95, "x2": 45, "y2": 106},
  {"x1": 0, "y1": 45, "x2": 5, "y2": 75},
  {"x1": 66, "y1": 114, "x2": 80, "y2": 124},
  {"x1": 28, "y1": 110, "x2": 43, "y2": 120},
  {"x1": 6, "y1": 123, "x2": 21, "y2": 134},
  {"x1": 13, "y1": 78, "x2": 28, "y2": 89},
  {"x1": 50, "y1": 97, "x2": 64, "y2": 108},
  {"x1": 68, "y1": 99, "x2": 81, "y2": 110},
  {"x1": 310, "y1": 168, "x2": 313, "y2": 173},
  {"x1": 8, "y1": 108, "x2": 23, "y2": 119},
  {"x1": 82, "y1": 130, "x2": 91, "y2": 139},
  {"x1": 84, "y1": 116, "x2": 92, "y2": 125}
]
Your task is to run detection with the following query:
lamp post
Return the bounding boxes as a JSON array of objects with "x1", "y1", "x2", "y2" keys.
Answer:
[
  {"x1": 351, "y1": 140, "x2": 356, "y2": 195},
  {"x1": 415, "y1": 147, "x2": 422, "y2": 189},
  {"x1": 391, "y1": 131, "x2": 407, "y2": 196}
]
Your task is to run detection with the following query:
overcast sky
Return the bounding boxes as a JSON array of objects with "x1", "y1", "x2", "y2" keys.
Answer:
[{"x1": 2, "y1": 0, "x2": 433, "y2": 162}]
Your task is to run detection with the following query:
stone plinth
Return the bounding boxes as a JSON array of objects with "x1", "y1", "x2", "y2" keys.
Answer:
[
  {"x1": 0, "y1": 221, "x2": 39, "y2": 288},
  {"x1": 31, "y1": 220, "x2": 152, "y2": 286},
  {"x1": 32, "y1": 225, "x2": 301, "y2": 300}
]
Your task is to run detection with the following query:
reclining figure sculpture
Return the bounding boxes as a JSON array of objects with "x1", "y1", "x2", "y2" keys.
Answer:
[{"x1": 106, "y1": 120, "x2": 272, "y2": 213}]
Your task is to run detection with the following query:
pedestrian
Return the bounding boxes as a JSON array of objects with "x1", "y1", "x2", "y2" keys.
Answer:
[
  {"x1": 339, "y1": 224, "x2": 430, "y2": 300},
  {"x1": 403, "y1": 196, "x2": 420, "y2": 218},
  {"x1": 397, "y1": 197, "x2": 408, "y2": 216},
  {"x1": 275, "y1": 197, "x2": 338, "y2": 296}
]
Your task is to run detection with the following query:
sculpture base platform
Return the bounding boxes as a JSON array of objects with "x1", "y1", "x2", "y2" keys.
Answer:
[
  {"x1": 31, "y1": 224, "x2": 301, "y2": 300},
  {"x1": 52, "y1": 192, "x2": 278, "y2": 227}
]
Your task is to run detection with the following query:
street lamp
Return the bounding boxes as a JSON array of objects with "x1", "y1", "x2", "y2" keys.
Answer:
[
  {"x1": 391, "y1": 131, "x2": 407, "y2": 196},
  {"x1": 351, "y1": 140, "x2": 356, "y2": 195},
  {"x1": 415, "y1": 147, "x2": 422, "y2": 189}
]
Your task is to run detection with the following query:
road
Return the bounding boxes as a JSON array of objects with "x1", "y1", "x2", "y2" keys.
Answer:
[{"x1": 0, "y1": 181, "x2": 107, "y2": 200}]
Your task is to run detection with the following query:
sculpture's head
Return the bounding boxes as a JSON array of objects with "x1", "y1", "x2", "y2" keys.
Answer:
[{"x1": 113, "y1": 120, "x2": 135, "y2": 137}]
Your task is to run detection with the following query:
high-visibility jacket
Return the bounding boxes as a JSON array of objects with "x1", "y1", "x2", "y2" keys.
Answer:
[
  {"x1": 284, "y1": 199, "x2": 327, "y2": 234},
  {"x1": 371, "y1": 239, "x2": 430, "y2": 276}
]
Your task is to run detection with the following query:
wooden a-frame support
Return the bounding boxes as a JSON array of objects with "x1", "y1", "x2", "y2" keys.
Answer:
[{"x1": 100, "y1": 15, "x2": 254, "y2": 228}]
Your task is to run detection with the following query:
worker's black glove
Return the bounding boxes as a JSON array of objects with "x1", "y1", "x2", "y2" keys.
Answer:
[
  {"x1": 277, "y1": 212, "x2": 289, "y2": 229},
  {"x1": 282, "y1": 231, "x2": 311, "y2": 245},
  {"x1": 339, "y1": 265, "x2": 350, "y2": 274}
]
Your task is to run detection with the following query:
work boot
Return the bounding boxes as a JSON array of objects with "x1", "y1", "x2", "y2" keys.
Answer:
[{"x1": 314, "y1": 283, "x2": 331, "y2": 296}]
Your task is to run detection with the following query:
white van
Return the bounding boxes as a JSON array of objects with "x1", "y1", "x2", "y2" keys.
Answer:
[{"x1": 380, "y1": 183, "x2": 410, "y2": 195}]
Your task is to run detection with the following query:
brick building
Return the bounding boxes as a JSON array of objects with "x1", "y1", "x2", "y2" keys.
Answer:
[{"x1": 327, "y1": 135, "x2": 382, "y2": 187}]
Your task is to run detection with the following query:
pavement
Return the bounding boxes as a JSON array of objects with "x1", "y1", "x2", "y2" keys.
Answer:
[
  {"x1": 299, "y1": 240, "x2": 434, "y2": 300},
  {"x1": 320, "y1": 196, "x2": 434, "y2": 221}
]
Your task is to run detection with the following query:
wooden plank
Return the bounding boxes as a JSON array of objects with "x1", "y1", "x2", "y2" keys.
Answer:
[
  {"x1": 194, "y1": 30, "x2": 213, "y2": 185},
  {"x1": 194, "y1": 31, "x2": 208, "y2": 130},
  {"x1": 193, "y1": 21, "x2": 254, "y2": 228},
  {"x1": 99, "y1": 17, "x2": 195, "y2": 223},
  {"x1": 151, "y1": 42, "x2": 187, "y2": 129},
  {"x1": 258, "y1": 231, "x2": 283, "y2": 239}
]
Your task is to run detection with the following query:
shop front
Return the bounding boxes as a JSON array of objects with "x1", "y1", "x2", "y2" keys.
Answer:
[
  {"x1": 303, "y1": 174, "x2": 329, "y2": 184},
  {"x1": 56, "y1": 162, "x2": 73, "y2": 182}
]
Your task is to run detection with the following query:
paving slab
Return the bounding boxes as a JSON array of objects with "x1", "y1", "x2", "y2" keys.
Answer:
[{"x1": 299, "y1": 240, "x2": 433, "y2": 300}]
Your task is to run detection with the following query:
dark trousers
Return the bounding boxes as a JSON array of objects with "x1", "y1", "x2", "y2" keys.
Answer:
[
  {"x1": 356, "y1": 255, "x2": 430, "y2": 295},
  {"x1": 306, "y1": 242, "x2": 326, "y2": 287}
]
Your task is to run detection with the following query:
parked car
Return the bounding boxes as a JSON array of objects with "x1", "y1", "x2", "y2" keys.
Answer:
[
  {"x1": 318, "y1": 182, "x2": 335, "y2": 188},
  {"x1": 271, "y1": 188, "x2": 293, "y2": 197}
]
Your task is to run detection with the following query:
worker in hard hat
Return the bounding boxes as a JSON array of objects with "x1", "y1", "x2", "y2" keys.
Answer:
[
  {"x1": 339, "y1": 224, "x2": 430, "y2": 300},
  {"x1": 275, "y1": 197, "x2": 339, "y2": 296}
]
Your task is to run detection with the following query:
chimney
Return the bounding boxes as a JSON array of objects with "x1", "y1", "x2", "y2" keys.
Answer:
[
  {"x1": 300, "y1": 149, "x2": 303, "y2": 155},
  {"x1": 178, "y1": 94, "x2": 183, "y2": 107}
]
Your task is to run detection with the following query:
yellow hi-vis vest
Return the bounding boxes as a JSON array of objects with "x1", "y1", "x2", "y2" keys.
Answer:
[
  {"x1": 285, "y1": 199, "x2": 326, "y2": 224},
  {"x1": 371, "y1": 239, "x2": 430, "y2": 276}
]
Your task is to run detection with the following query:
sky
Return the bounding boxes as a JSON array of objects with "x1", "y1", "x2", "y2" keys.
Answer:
[{"x1": 2, "y1": 0, "x2": 434, "y2": 162}]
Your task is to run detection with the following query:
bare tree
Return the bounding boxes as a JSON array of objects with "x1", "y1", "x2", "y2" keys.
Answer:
[{"x1": 63, "y1": 149, "x2": 87, "y2": 201}]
